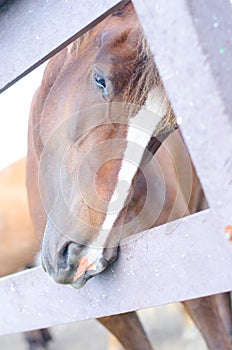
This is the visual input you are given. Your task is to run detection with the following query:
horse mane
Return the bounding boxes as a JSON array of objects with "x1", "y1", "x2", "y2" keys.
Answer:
[{"x1": 119, "y1": 24, "x2": 177, "y2": 136}]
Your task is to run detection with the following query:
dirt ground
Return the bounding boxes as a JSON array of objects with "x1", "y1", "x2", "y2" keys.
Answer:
[{"x1": 0, "y1": 303, "x2": 208, "y2": 350}]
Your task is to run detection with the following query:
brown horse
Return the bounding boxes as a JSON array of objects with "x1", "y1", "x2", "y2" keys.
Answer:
[
  {"x1": 27, "y1": 2, "x2": 232, "y2": 350},
  {"x1": 0, "y1": 158, "x2": 39, "y2": 275},
  {"x1": 0, "y1": 159, "x2": 52, "y2": 350}
]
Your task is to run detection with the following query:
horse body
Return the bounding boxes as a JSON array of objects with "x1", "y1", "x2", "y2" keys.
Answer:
[
  {"x1": 0, "y1": 158, "x2": 39, "y2": 275},
  {"x1": 0, "y1": 159, "x2": 52, "y2": 349},
  {"x1": 27, "y1": 2, "x2": 232, "y2": 350}
]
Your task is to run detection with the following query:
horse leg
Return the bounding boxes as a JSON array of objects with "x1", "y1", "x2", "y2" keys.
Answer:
[
  {"x1": 182, "y1": 295, "x2": 232, "y2": 350},
  {"x1": 107, "y1": 333, "x2": 123, "y2": 350},
  {"x1": 98, "y1": 312, "x2": 154, "y2": 350},
  {"x1": 24, "y1": 328, "x2": 52, "y2": 350},
  {"x1": 215, "y1": 292, "x2": 232, "y2": 339}
]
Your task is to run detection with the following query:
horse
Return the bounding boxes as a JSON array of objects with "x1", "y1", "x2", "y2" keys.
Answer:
[
  {"x1": 27, "y1": 1, "x2": 232, "y2": 349},
  {"x1": 0, "y1": 158, "x2": 52, "y2": 350}
]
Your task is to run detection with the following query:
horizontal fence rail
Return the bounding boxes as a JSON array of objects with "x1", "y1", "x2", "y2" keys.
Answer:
[
  {"x1": 0, "y1": 0, "x2": 232, "y2": 336},
  {"x1": 1, "y1": 210, "x2": 232, "y2": 335}
]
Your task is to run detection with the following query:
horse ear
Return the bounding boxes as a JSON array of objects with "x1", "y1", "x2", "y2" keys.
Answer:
[{"x1": 112, "y1": 1, "x2": 133, "y2": 17}]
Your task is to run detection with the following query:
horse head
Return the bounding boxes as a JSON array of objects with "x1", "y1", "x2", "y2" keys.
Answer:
[{"x1": 28, "y1": 2, "x2": 177, "y2": 287}]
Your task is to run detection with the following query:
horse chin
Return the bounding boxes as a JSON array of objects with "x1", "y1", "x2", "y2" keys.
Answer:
[
  {"x1": 70, "y1": 265, "x2": 107, "y2": 289},
  {"x1": 70, "y1": 254, "x2": 117, "y2": 289},
  {"x1": 70, "y1": 273, "x2": 92, "y2": 289}
]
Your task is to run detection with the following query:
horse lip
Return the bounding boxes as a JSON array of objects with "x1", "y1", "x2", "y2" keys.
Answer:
[{"x1": 70, "y1": 256, "x2": 110, "y2": 289}]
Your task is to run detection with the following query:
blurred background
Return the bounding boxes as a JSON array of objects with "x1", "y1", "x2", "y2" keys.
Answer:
[
  {"x1": 0, "y1": 63, "x2": 46, "y2": 170},
  {"x1": 0, "y1": 304, "x2": 207, "y2": 350}
]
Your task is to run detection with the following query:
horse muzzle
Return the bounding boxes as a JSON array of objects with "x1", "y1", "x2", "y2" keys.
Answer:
[{"x1": 41, "y1": 226, "x2": 119, "y2": 288}]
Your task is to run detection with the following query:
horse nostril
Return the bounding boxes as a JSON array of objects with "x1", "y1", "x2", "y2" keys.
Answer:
[
  {"x1": 57, "y1": 242, "x2": 84, "y2": 270},
  {"x1": 57, "y1": 243, "x2": 71, "y2": 270},
  {"x1": 61, "y1": 244, "x2": 69, "y2": 260}
]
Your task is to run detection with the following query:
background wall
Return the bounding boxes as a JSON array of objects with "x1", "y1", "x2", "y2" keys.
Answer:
[{"x1": 0, "y1": 63, "x2": 46, "y2": 170}]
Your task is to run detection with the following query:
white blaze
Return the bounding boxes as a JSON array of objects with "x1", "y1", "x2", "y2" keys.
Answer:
[{"x1": 92, "y1": 87, "x2": 168, "y2": 249}]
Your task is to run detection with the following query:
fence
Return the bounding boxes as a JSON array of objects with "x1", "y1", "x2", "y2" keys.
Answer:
[{"x1": 0, "y1": 0, "x2": 232, "y2": 335}]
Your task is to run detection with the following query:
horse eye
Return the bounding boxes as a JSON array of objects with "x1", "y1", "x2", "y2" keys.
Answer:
[{"x1": 94, "y1": 74, "x2": 106, "y2": 90}]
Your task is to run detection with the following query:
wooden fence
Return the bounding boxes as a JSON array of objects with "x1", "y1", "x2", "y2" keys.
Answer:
[{"x1": 0, "y1": 0, "x2": 232, "y2": 335}]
